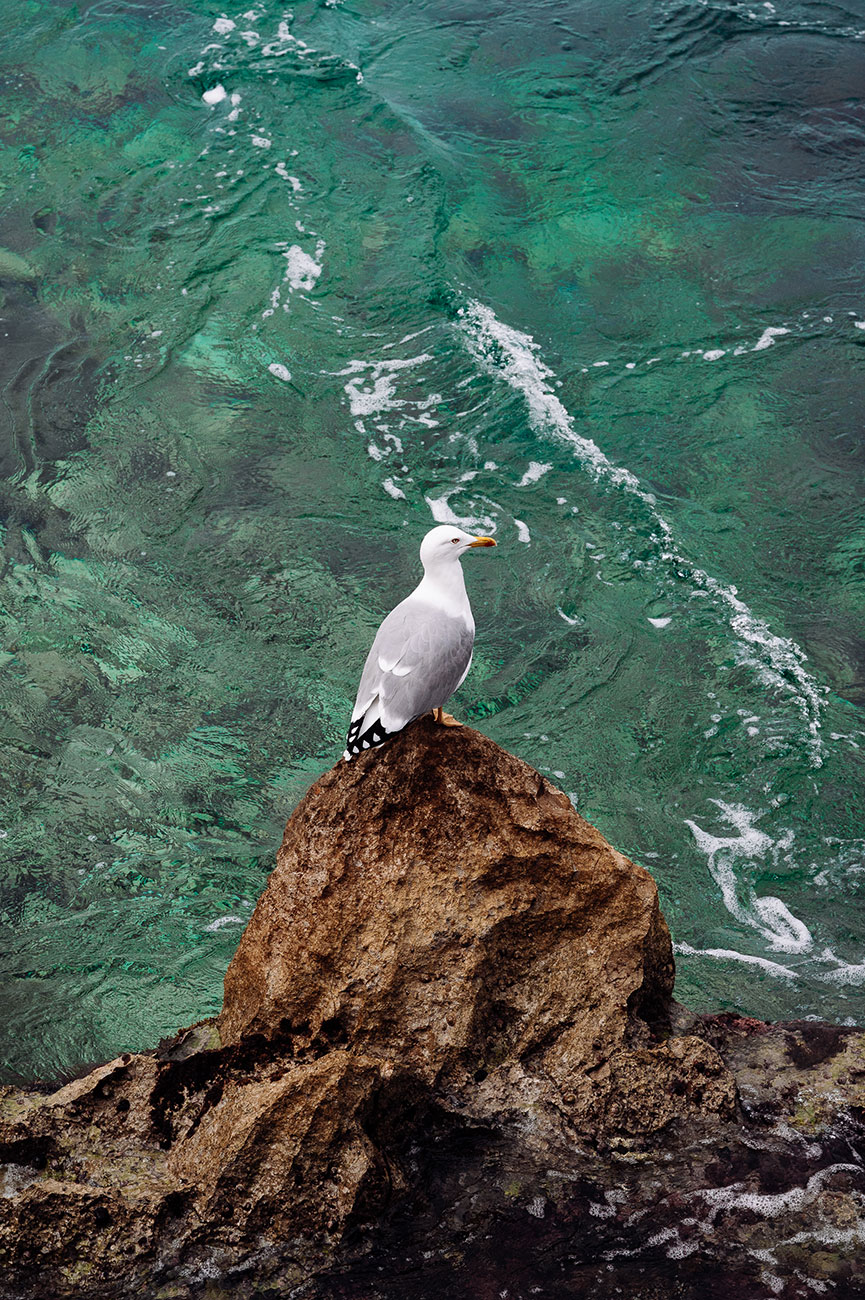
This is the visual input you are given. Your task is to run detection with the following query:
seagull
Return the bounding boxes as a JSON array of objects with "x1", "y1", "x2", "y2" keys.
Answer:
[{"x1": 343, "y1": 524, "x2": 497, "y2": 760}]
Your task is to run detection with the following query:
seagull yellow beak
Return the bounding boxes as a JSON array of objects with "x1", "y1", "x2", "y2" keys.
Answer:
[{"x1": 468, "y1": 536, "x2": 497, "y2": 547}]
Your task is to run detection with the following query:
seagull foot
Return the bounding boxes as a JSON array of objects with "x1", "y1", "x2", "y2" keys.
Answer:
[{"x1": 433, "y1": 707, "x2": 463, "y2": 727}]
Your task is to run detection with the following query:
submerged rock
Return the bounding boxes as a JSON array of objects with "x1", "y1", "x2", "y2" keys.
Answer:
[{"x1": 0, "y1": 720, "x2": 863, "y2": 1299}]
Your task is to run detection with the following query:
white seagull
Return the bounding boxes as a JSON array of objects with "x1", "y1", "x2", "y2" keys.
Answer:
[{"x1": 343, "y1": 524, "x2": 497, "y2": 760}]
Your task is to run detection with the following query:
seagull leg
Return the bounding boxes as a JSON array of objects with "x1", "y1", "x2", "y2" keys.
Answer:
[{"x1": 433, "y1": 706, "x2": 463, "y2": 727}]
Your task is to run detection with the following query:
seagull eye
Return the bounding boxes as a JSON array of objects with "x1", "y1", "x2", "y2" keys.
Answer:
[{"x1": 452, "y1": 537, "x2": 459, "y2": 544}]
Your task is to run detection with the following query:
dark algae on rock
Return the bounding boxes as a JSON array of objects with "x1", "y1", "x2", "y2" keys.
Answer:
[{"x1": 1, "y1": 722, "x2": 864, "y2": 1298}]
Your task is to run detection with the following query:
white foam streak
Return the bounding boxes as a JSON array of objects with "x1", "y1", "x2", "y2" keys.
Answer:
[
  {"x1": 517, "y1": 461, "x2": 552, "y2": 486},
  {"x1": 426, "y1": 492, "x2": 496, "y2": 534},
  {"x1": 458, "y1": 299, "x2": 824, "y2": 760},
  {"x1": 336, "y1": 353, "x2": 432, "y2": 419},
  {"x1": 459, "y1": 302, "x2": 641, "y2": 492},
  {"x1": 753, "y1": 326, "x2": 790, "y2": 351},
  {"x1": 275, "y1": 164, "x2": 302, "y2": 191},
  {"x1": 674, "y1": 942, "x2": 796, "y2": 979},
  {"x1": 382, "y1": 325, "x2": 436, "y2": 350},
  {"x1": 280, "y1": 241, "x2": 324, "y2": 292},
  {"x1": 818, "y1": 959, "x2": 865, "y2": 986},
  {"x1": 684, "y1": 800, "x2": 812, "y2": 953},
  {"x1": 426, "y1": 494, "x2": 464, "y2": 526},
  {"x1": 696, "y1": 1164, "x2": 862, "y2": 1220}
]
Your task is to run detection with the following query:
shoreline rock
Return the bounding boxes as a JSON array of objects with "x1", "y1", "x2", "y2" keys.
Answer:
[{"x1": 1, "y1": 720, "x2": 863, "y2": 1298}]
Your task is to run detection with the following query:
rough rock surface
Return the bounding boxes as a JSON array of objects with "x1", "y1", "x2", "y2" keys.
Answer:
[
  {"x1": 219, "y1": 715, "x2": 705, "y2": 1136},
  {"x1": 1, "y1": 720, "x2": 863, "y2": 1299}
]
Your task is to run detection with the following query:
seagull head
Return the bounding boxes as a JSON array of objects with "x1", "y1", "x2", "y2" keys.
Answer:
[{"x1": 420, "y1": 524, "x2": 497, "y2": 571}]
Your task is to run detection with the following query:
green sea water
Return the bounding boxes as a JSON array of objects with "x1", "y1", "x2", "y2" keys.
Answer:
[{"x1": 1, "y1": 0, "x2": 863, "y2": 1082}]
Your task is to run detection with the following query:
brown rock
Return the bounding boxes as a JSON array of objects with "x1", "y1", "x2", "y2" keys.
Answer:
[
  {"x1": 0, "y1": 720, "x2": 863, "y2": 1300},
  {"x1": 166, "y1": 1050, "x2": 385, "y2": 1238},
  {"x1": 219, "y1": 716, "x2": 693, "y2": 1135}
]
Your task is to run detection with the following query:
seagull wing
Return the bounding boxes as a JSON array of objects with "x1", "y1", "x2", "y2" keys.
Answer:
[{"x1": 344, "y1": 596, "x2": 475, "y2": 757}]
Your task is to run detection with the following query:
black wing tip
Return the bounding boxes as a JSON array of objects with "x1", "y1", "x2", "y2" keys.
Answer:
[{"x1": 343, "y1": 718, "x2": 399, "y2": 760}]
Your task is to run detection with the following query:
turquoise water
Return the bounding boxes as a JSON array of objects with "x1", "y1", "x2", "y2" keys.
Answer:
[{"x1": 1, "y1": 0, "x2": 863, "y2": 1082}]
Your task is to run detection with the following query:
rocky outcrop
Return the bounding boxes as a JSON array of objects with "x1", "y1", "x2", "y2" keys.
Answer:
[
  {"x1": 218, "y1": 716, "x2": 710, "y2": 1137},
  {"x1": 1, "y1": 720, "x2": 863, "y2": 1299}
]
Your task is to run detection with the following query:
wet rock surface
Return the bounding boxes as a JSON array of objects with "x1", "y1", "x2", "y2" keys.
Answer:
[{"x1": 1, "y1": 721, "x2": 863, "y2": 1299}]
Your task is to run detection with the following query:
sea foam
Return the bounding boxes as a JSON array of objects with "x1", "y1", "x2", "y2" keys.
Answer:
[
  {"x1": 457, "y1": 299, "x2": 825, "y2": 763},
  {"x1": 684, "y1": 800, "x2": 812, "y2": 953}
]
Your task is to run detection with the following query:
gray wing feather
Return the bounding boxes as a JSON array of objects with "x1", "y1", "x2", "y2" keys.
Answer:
[{"x1": 351, "y1": 597, "x2": 474, "y2": 733}]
